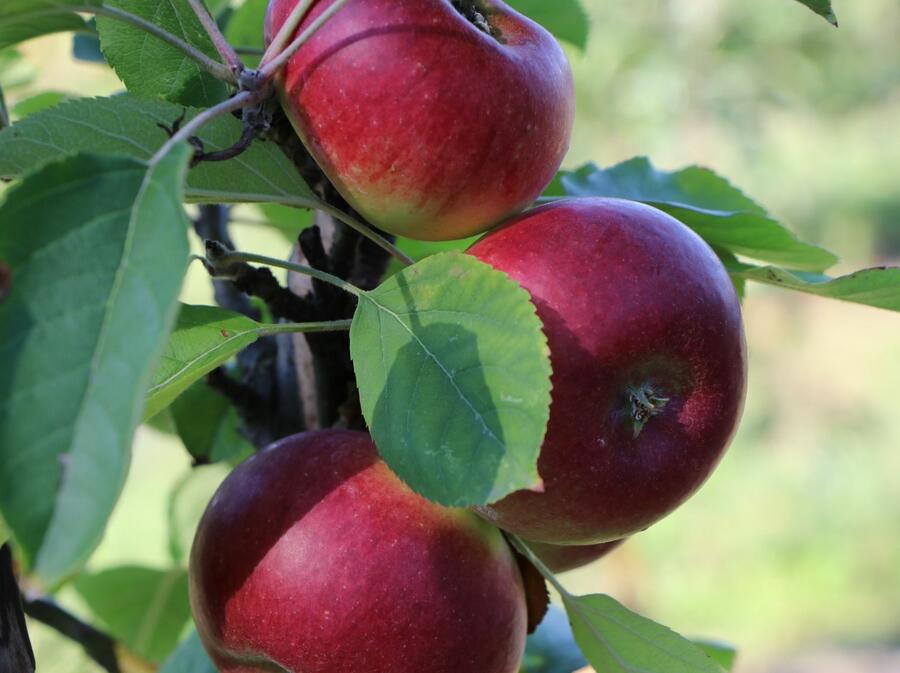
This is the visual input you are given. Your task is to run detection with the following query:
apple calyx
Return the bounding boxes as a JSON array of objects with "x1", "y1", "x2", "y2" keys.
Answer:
[
  {"x1": 627, "y1": 384, "x2": 670, "y2": 438},
  {"x1": 451, "y1": 0, "x2": 495, "y2": 37}
]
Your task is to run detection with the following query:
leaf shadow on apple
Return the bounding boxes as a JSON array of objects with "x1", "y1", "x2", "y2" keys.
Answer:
[
  {"x1": 474, "y1": 294, "x2": 701, "y2": 545},
  {"x1": 367, "y1": 272, "x2": 509, "y2": 506}
]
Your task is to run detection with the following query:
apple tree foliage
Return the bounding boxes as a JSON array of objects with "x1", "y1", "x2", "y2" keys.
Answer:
[{"x1": 0, "y1": 0, "x2": 893, "y2": 672}]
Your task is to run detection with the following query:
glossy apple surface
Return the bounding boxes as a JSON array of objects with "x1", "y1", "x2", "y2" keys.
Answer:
[
  {"x1": 190, "y1": 430, "x2": 527, "y2": 673},
  {"x1": 265, "y1": 0, "x2": 574, "y2": 240},
  {"x1": 469, "y1": 198, "x2": 747, "y2": 544},
  {"x1": 528, "y1": 538, "x2": 625, "y2": 574}
]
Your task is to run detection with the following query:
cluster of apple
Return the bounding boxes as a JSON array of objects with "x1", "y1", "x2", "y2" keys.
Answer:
[{"x1": 189, "y1": 2, "x2": 748, "y2": 672}]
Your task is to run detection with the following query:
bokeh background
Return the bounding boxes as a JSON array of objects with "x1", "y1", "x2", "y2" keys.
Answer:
[{"x1": 2, "y1": 0, "x2": 899, "y2": 671}]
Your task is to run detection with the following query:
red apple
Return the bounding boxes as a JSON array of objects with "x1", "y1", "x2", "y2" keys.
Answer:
[
  {"x1": 528, "y1": 539, "x2": 625, "y2": 574},
  {"x1": 469, "y1": 198, "x2": 747, "y2": 544},
  {"x1": 265, "y1": 0, "x2": 574, "y2": 241},
  {"x1": 189, "y1": 430, "x2": 527, "y2": 673}
]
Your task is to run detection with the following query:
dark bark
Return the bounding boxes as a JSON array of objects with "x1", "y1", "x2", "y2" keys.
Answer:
[
  {"x1": 210, "y1": 108, "x2": 395, "y2": 432},
  {"x1": 0, "y1": 544, "x2": 35, "y2": 673},
  {"x1": 195, "y1": 207, "x2": 307, "y2": 449},
  {"x1": 22, "y1": 597, "x2": 120, "y2": 673},
  {"x1": 0, "y1": 85, "x2": 9, "y2": 131},
  {"x1": 194, "y1": 206, "x2": 258, "y2": 320},
  {"x1": 191, "y1": 104, "x2": 393, "y2": 444},
  {"x1": 3, "y1": 544, "x2": 115, "y2": 672}
]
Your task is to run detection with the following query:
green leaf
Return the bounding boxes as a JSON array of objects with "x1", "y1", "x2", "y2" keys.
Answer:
[
  {"x1": 521, "y1": 606, "x2": 588, "y2": 673},
  {"x1": 144, "y1": 405, "x2": 177, "y2": 435},
  {"x1": 96, "y1": 0, "x2": 227, "y2": 107},
  {"x1": 224, "y1": 0, "x2": 267, "y2": 62},
  {"x1": 793, "y1": 0, "x2": 838, "y2": 26},
  {"x1": 397, "y1": 235, "x2": 481, "y2": 263},
  {"x1": 694, "y1": 640, "x2": 738, "y2": 671},
  {"x1": 0, "y1": 48, "x2": 36, "y2": 93},
  {"x1": 145, "y1": 304, "x2": 269, "y2": 420},
  {"x1": 727, "y1": 262, "x2": 900, "y2": 312},
  {"x1": 207, "y1": 0, "x2": 232, "y2": 18},
  {"x1": 563, "y1": 593, "x2": 726, "y2": 673},
  {"x1": 167, "y1": 464, "x2": 230, "y2": 564},
  {"x1": 10, "y1": 91, "x2": 70, "y2": 119},
  {"x1": 350, "y1": 252, "x2": 551, "y2": 506},
  {"x1": 0, "y1": 95, "x2": 313, "y2": 204},
  {"x1": 73, "y1": 566, "x2": 191, "y2": 663},
  {"x1": 557, "y1": 158, "x2": 839, "y2": 272},
  {"x1": 507, "y1": 0, "x2": 590, "y2": 50},
  {"x1": 388, "y1": 234, "x2": 481, "y2": 277},
  {"x1": 0, "y1": 1, "x2": 98, "y2": 51},
  {"x1": 255, "y1": 202, "x2": 314, "y2": 242},
  {"x1": 158, "y1": 631, "x2": 217, "y2": 673},
  {"x1": 714, "y1": 248, "x2": 746, "y2": 301},
  {"x1": 170, "y1": 381, "x2": 253, "y2": 465},
  {"x1": 0, "y1": 148, "x2": 191, "y2": 588}
]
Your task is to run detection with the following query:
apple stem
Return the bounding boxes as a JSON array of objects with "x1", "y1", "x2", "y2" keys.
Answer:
[
  {"x1": 205, "y1": 244, "x2": 365, "y2": 298},
  {"x1": 506, "y1": 535, "x2": 573, "y2": 599},
  {"x1": 261, "y1": 0, "x2": 316, "y2": 67},
  {"x1": 185, "y1": 0, "x2": 244, "y2": 73},
  {"x1": 259, "y1": 0, "x2": 353, "y2": 80},
  {"x1": 238, "y1": 192, "x2": 412, "y2": 266},
  {"x1": 627, "y1": 384, "x2": 670, "y2": 438},
  {"x1": 260, "y1": 319, "x2": 353, "y2": 335},
  {"x1": 451, "y1": 0, "x2": 494, "y2": 36}
]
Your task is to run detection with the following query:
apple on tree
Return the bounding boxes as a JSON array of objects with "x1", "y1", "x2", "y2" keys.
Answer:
[
  {"x1": 190, "y1": 430, "x2": 529, "y2": 673},
  {"x1": 193, "y1": 6, "x2": 746, "y2": 673},
  {"x1": 265, "y1": 0, "x2": 575, "y2": 240},
  {"x1": 469, "y1": 198, "x2": 747, "y2": 544}
]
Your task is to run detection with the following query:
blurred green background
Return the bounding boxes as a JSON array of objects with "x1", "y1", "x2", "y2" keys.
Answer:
[{"x1": 3, "y1": 0, "x2": 899, "y2": 671}]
